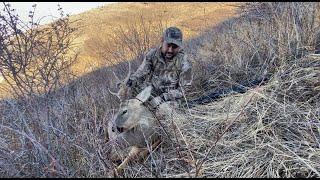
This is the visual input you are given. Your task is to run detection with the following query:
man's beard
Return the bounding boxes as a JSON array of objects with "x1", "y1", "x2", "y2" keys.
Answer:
[{"x1": 165, "y1": 52, "x2": 174, "y2": 59}]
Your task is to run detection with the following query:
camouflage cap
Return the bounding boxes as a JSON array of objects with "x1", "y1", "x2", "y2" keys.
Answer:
[{"x1": 163, "y1": 27, "x2": 183, "y2": 47}]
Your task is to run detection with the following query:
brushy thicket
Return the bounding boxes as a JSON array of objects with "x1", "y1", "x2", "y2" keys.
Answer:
[{"x1": 0, "y1": 2, "x2": 319, "y2": 177}]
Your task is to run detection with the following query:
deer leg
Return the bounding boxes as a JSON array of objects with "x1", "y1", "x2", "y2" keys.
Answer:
[
  {"x1": 115, "y1": 146, "x2": 141, "y2": 173},
  {"x1": 115, "y1": 140, "x2": 162, "y2": 174},
  {"x1": 138, "y1": 139, "x2": 162, "y2": 161}
]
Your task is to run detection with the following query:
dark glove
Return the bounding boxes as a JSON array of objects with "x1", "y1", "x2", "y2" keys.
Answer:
[{"x1": 126, "y1": 78, "x2": 133, "y2": 87}]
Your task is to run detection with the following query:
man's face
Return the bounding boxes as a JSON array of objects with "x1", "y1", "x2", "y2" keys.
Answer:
[{"x1": 161, "y1": 41, "x2": 181, "y2": 60}]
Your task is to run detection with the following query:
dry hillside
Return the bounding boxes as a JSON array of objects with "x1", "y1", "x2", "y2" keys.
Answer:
[
  {"x1": 0, "y1": 2, "x2": 319, "y2": 178},
  {"x1": 69, "y1": 2, "x2": 239, "y2": 73},
  {"x1": 0, "y1": 2, "x2": 238, "y2": 99}
]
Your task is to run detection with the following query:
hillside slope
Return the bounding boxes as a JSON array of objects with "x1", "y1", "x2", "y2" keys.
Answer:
[
  {"x1": 0, "y1": 2, "x2": 319, "y2": 178},
  {"x1": 0, "y1": 2, "x2": 238, "y2": 99},
  {"x1": 69, "y1": 2, "x2": 238, "y2": 73}
]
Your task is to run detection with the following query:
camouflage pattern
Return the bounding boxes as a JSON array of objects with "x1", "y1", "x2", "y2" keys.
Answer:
[{"x1": 129, "y1": 46, "x2": 193, "y2": 108}]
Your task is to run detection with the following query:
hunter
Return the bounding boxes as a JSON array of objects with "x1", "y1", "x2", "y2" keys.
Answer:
[{"x1": 126, "y1": 26, "x2": 193, "y2": 117}]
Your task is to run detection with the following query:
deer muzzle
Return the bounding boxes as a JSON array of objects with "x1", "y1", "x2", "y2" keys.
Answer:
[{"x1": 116, "y1": 126, "x2": 129, "y2": 133}]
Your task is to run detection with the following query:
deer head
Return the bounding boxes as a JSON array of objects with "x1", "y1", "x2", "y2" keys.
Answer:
[
  {"x1": 113, "y1": 85, "x2": 153, "y2": 133},
  {"x1": 108, "y1": 61, "x2": 133, "y2": 101}
]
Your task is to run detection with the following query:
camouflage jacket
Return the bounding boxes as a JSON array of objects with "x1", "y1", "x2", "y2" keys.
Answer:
[{"x1": 130, "y1": 46, "x2": 193, "y2": 103}]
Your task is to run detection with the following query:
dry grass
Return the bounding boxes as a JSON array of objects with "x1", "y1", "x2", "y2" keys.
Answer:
[
  {"x1": 0, "y1": 2, "x2": 320, "y2": 178},
  {"x1": 0, "y1": 2, "x2": 238, "y2": 99},
  {"x1": 70, "y1": 2, "x2": 238, "y2": 75},
  {"x1": 115, "y1": 55, "x2": 319, "y2": 178},
  {"x1": 187, "y1": 2, "x2": 320, "y2": 100}
]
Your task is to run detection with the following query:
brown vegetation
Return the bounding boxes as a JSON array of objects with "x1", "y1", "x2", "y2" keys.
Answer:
[
  {"x1": 0, "y1": 3, "x2": 79, "y2": 99},
  {"x1": 71, "y1": 2, "x2": 238, "y2": 74},
  {"x1": 0, "y1": 2, "x2": 238, "y2": 99},
  {"x1": 0, "y1": 2, "x2": 319, "y2": 178}
]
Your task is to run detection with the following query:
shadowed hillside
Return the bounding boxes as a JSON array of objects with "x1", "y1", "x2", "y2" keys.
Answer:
[
  {"x1": 0, "y1": 2, "x2": 238, "y2": 99},
  {"x1": 0, "y1": 2, "x2": 319, "y2": 178}
]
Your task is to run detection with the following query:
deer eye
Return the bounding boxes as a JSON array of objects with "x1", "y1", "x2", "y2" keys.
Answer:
[{"x1": 122, "y1": 110, "x2": 127, "y2": 115}]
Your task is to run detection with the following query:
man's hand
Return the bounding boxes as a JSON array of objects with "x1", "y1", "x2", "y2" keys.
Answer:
[{"x1": 126, "y1": 78, "x2": 133, "y2": 87}]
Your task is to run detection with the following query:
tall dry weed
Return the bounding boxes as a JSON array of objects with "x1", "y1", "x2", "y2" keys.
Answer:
[{"x1": 188, "y1": 2, "x2": 320, "y2": 99}]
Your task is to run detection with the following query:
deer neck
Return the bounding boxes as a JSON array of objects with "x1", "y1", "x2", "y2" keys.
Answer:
[{"x1": 138, "y1": 106, "x2": 156, "y2": 127}]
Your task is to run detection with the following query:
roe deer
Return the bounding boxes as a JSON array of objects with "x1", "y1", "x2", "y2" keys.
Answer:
[{"x1": 107, "y1": 62, "x2": 161, "y2": 174}]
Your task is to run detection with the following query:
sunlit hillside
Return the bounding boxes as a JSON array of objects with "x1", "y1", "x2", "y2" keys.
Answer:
[
  {"x1": 0, "y1": 2, "x2": 238, "y2": 99},
  {"x1": 69, "y1": 2, "x2": 239, "y2": 74}
]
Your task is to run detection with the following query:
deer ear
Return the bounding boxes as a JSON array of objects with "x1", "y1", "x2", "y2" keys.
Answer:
[{"x1": 136, "y1": 86, "x2": 152, "y2": 103}]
